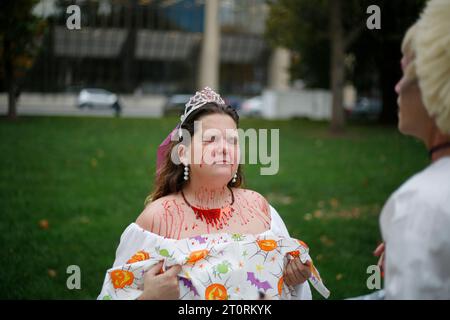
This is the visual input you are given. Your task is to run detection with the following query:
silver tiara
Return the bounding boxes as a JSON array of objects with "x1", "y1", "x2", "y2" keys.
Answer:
[{"x1": 178, "y1": 87, "x2": 225, "y2": 138}]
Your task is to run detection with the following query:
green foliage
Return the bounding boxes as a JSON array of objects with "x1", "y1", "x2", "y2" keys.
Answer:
[
  {"x1": 265, "y1": 0, "x2": 426, "y2": 90},
  {"x1": 265, "y1": 0, "x2": 330, "y2": 88},
  {"x1": 0, "y1": 0, "x2": 47, "y2": 83}
]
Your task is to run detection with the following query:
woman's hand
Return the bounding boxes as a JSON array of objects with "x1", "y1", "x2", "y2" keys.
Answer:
[
  {"x1": 138, "y1": 261, "x2": 182, "y2": 300},
  {"x1": 373, "y1": 242, "x2": 385, "y2": 275},
  {"x1": 283, "y1": 258, "x2": 312, "y2": 287}
]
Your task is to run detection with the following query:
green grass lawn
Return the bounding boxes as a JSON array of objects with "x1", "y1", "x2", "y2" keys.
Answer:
[{"x1": 0, "y1": 116, "x2": 428, "y2": 299}]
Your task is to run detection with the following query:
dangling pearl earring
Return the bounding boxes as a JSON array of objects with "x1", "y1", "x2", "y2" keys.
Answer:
[
  {"x1": 232, "y1": 172, "x2": 237, "y2": 183},
  {"x1": 184, "y1": 165, "x2": 189, "y2": 181}
]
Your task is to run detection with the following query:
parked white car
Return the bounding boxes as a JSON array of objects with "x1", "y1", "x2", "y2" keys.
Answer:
[
  {"x1": 77, "y1": 88, "x2": 121, "y2": 115},
  {"x1": 240, "y1": 96, "x2": 263, "y2": 117}
]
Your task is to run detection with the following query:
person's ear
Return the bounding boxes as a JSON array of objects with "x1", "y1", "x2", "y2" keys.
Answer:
[{"x1": 177, "y1": 144, "x2": 189, "y2": 166}]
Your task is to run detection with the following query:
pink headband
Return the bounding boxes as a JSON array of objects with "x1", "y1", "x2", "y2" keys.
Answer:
[{"x1": 156, "y1": 124, "x2": 179, "y2": 177}]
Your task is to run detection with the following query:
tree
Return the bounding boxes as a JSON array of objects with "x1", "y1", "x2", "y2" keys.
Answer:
[
  {"x1": 266, "y1": 0, "x2": 365, "y2": 132},
  {"x1": 266, "y1": 0, "x2": 426, "y2": 129},
  {"x1": 329, "y1": 0, "x2": 346, "y2": 132},
  {"x1": 364, "y1": 0, "x2": 426, "y2": 124},
  {"x1": 0, "y1": 0, "x2": 47, "y2": 119}
]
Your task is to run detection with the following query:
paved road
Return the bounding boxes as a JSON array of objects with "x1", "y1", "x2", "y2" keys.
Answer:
[
  {"x1": 0, "y1": 104, "x2": 164, "y2": 118},
  {"x1": 0, "y1": 94, "x2": 166, "y2": 118}
]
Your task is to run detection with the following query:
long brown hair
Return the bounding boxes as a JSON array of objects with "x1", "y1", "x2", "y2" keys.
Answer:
[{"x1": 144, "y1": 102, "x2": 244, "y2": 207}]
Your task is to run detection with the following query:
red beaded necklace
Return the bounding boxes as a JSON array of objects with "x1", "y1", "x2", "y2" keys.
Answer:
[{"x1": 181, "y1": 186, "x2": 235, "y2": 230}]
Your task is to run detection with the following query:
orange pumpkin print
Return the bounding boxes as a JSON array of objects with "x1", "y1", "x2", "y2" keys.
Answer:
[
  {"x1": 297, "y1": 239, "x2": 309, "y2": 249},
  {"x1": 110, "y1": 270, "x2": 134, "y2": 289},
  {"x1": 287, "y1": 250, "x2": 300, "y2": 258},
  {"x1": 278, "y1": 277, "x2": 284, "y2": 296},
  {"x1": 127, "y1": 250, "x2": 150, "y2": 264},
  {"x1": 256, "y1": 239, "x2": 277, "y2": 252},
  {"x1": 186, "y1": 249, "x2": 209, "y2": 264},
  {"x1": 288, "y1": 239, "x2": 309, "y2": 257},
  {"x1": 205, "y1": 283, "x2": 228, "y2": 300}
]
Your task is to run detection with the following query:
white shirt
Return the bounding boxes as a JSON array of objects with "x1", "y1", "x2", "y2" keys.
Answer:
[
  {"x1": 380, "y1": 156, "x2": 450, "y2": 299},
  {"x1": 100, "y1": 204, "x2": 312, "y2": 300}
]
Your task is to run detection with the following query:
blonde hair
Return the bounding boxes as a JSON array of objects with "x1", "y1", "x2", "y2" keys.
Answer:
[
  {"x1": 415, "y1": 0, "x2": 450, "y2": 134},
  {"x1": 401, "y1": 23, "x2": 418, "y2": 83}
]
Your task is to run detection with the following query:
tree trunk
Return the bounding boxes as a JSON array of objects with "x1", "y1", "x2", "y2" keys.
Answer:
[
  {"x1": 4, "y1": 38, "x2": 17, "y2": 119},
  {"x1": 329, "y1": 0, "x2": 345, "y2": 133}
]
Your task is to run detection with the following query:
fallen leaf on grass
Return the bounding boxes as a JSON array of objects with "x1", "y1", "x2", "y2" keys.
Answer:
[
  {"x1": 39, "y1": 219, "x2": 49, "y2": 230},
  {"x1": 313, "y1": 210, "x2": 323, "y2": 219},
  {"x1": 48, "y1": 269, "x2": 57, "y2": 278},
  {"x1": 330, "y1": 198, "x2": 339, "y2": 209},
  {"x1": 319, "y1": 235, "x2": 335, "y2": 247}
]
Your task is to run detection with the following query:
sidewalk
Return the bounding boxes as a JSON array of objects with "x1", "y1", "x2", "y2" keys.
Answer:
[{"x1": 0, "y1": 93, "x2": 166, "y2": 118}]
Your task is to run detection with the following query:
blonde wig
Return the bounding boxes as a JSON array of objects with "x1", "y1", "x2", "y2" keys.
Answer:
[
  {"x1": 401, "y1": 23, "x2": 418, "y2": 83},
  {"x1": 415, "y1": 0, "x2": 450, "y2": 134}
]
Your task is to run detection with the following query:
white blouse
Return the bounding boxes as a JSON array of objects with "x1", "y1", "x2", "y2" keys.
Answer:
[
  {"x1": 380, "y1": 157, "x2": 450, "y2": 299},
  {"x1": 99, "y1": 204, "x2": 314, "y2": 300}
]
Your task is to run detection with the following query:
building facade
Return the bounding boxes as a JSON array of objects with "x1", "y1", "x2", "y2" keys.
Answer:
[{"x1": 26, "y1": 0, "x2": 288, "y2": 96}]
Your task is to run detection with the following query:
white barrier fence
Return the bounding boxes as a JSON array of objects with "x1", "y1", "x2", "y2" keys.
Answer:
[{"x1": 261, "y1": 89, "x2": 332, "y2": 120}]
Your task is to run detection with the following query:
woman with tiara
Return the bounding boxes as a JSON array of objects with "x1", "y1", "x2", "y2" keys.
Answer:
[{"x1": 98, "y1": 87, "x2": 329, "y2": 300}]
